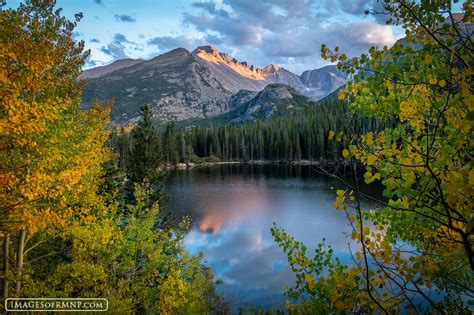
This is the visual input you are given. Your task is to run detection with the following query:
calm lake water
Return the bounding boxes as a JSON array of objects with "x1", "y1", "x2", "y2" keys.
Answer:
[{"x1": 164, "y1": 164, "x2": 380, "y2": 311}]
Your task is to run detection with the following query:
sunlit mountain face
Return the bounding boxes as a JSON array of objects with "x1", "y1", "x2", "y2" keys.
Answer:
[{"x1": 192, "y1": 45, "x2": 269, "y2": 81}]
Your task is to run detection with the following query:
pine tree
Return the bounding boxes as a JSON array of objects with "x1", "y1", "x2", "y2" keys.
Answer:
[
  {"x1": 163, "y1": 122, "x2": 179, "y2": 165},
  {"x1": 127, "y1": 105, "x2": 164, "y2": 183}
]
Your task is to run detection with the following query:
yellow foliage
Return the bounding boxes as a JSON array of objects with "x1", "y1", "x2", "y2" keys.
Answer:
[
  {"x1": 305, "y1": 273, "x2": 315, "y2": 290},
  {"x1": 0, "y1": 3, "x2": 111, "y2": 235},
  {"x1": 366, "y1": 132, "x2": 374, "y2": 145},
  {"x1": 328, "y1": 130, "x2": 335, "y2": 140}
]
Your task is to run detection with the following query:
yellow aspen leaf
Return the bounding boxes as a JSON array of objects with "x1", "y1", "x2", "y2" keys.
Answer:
[
  {"x1": 349, "y1": 213, "x2": 355, "y2": 222},
  {"x1": 366, "y1": 155, "x2": 376, "y2": 165},
  {"x1": 351, "y1": 231, "x2": 359, "y2": 240},
  {"x1": 337, "y1": 90, "x2": 345, "y2": 100},
  {"x1": 424, "y1": 54, "x2": 432, "y2": 64},
  {"x1": 363, "y1": 227, "x2": 370, "y2": 235},
  {"x1": 328, "y1": 130, "x2": 335, "y2": 140},
  {"x1": 378, "y1": 131, "x2": 385, "y2": 142},
  {"x1": 305, "y1": 273, "x2": 315, "y2": 290},
  {"x1": 366, "y1": 132, "x2": 374, "y2": 145},
  {"x1": 370, "y1": 173, "x2": 381, "y2": 181}
]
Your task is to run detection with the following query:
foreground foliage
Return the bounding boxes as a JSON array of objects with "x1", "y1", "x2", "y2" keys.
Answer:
[
  {"x1": 0, "y1": 1, "x2": 226, "y2": 313},
  {"x1": 21, "y1": 181, "x2": 223, "y2": 313},
  {"x1": 274, "y1": 0, "x2": 473, "y2": 313}
]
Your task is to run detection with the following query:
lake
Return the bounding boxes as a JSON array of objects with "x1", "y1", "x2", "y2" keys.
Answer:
[{"x1": 165, "y1": 164, "x2": 380, "y2": 311}]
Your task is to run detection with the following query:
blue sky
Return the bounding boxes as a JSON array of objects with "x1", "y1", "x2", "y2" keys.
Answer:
[{"x1": 7, "y1": 0, "x2": 411, "y2": 74}]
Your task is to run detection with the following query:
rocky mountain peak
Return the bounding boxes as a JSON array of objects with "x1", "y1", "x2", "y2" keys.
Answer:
[
  {"x1": 152, "y1": 47, "x2": 192, "y2": 60},
  {"x1": 262, "y1": 64, "x2": 282, "y2": 74},
  {"x1": 192, "y1": 45, "x2": 265, "y2": 82},
  {"x1": 81, "y1": 45, "x2": 231, "y2": 123},
  {"x1": 193, "y1": 45, "x2": 219, "y2": 55}
]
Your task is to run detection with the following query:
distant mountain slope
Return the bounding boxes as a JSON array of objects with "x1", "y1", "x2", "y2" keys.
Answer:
[
  {"x1": 81, "y1": 45, "x2": 347, "y2": 124},
  {"x1": 82, "y1": 48, "x2": 232, "y2": 123},
  {"x1": 172, "y1": 84, "x2": 316, "y2": 128},
  {"x1": 300, "y1": 66, "x2": 347, "y2": 99},
  {"x1": 227, "y1": 90, "x2": 258, "y2": 111},
  {"x1": 80, "y1": 58, "x2": 144, "y2": 80},
  {"x1": 229, "y1": 84, "x2": 315, "y2": 122}
]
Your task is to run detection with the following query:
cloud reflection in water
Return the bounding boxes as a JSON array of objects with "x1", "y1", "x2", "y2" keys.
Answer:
[
  {"x1": 197, "y1": 185, "x2": 270, "y2": 234},
  {"x1": 165, "y1": 165, "x2": 369, "y2": 310}
]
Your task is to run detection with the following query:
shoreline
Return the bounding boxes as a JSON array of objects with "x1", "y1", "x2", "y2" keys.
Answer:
[{"x1": 173, "y1": 159, "x2": 346, "y2": 169}]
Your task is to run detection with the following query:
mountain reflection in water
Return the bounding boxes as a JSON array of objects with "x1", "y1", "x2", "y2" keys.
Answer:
[
  {"x1": 165, "y1": 164, "x2": 379, "y2": 311},
  {"x1": 198, "y1": 185, "x2": 269, "y2": 234}
]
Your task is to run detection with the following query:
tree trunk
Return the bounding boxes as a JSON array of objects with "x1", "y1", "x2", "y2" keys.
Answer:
[
  {"x1": 2, "y1": 233, "x2": 10, "y2": 300},
  {"x1": 15, "y1": 230, "x2": 25, "y2": 295}
]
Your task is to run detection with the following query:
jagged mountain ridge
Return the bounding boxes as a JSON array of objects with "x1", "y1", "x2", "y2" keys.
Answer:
[
  {"x1": 81, "y1": 45, "x2": 347, "y2": 123},
  {"x1": 191, "y1": 46, "x2": 305, "y2": 93},
  {"x1": 191, "y1": 46, "x2": 346, "y2": 100}
]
